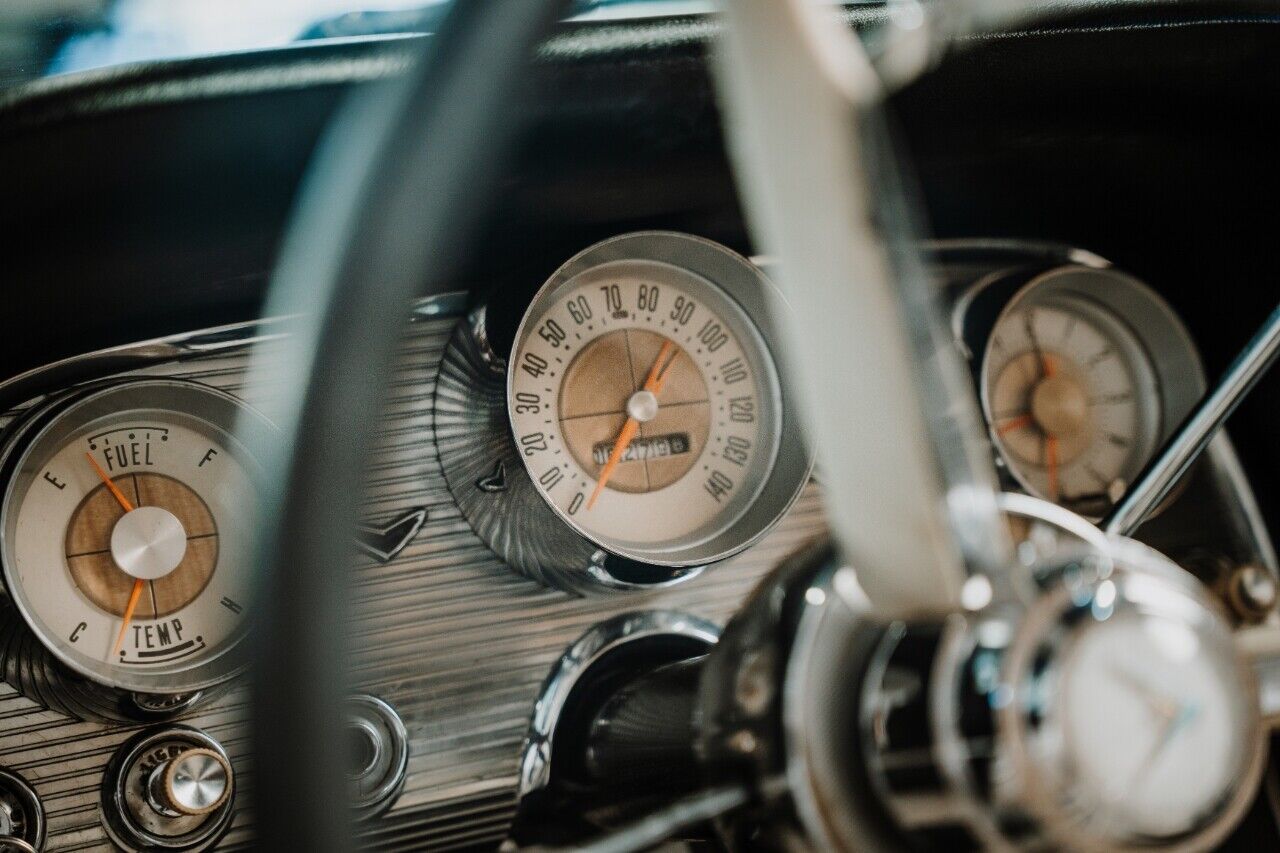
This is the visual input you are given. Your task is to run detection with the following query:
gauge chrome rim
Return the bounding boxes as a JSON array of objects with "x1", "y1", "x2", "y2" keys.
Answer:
[
  {"x1": 0, "y1": 379, "x2": 273, "y2": 693},
  {"x1": 506, "y1": 231, "x2": 812, "y2": 569}
]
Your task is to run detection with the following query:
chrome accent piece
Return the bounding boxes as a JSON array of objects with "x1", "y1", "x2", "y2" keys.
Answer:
[
  {"x1": 782, "y1": 562, "x2": 890, "y2": 851},
  {"x1": 435, "y1": 308, "x2": 616, "y2": 594},
  {"x1": 858, "y1": 496, "x2": 1265, "y2": 851},
  {"x1": 0, "y1": 769, "x2": 44, "y2": 852},
  {"x1": 0, "y1": 304, "x2": 826, "y2": 850},
  {"x1": 519, "y1": 610, "x2": 720, "y2": 798},
  {"x1": 101, "y1": 725, "x2": 235, "y2": 851},
  {"x1": 1238, "y1": 623, "x2": 1280, "y2": 727},
  {"x1": 0, "y1": 289, "x2": 464, "y2": 410},
  {"x1": 111, "y1": 506, "x2": 190, "y2": 581},
  {"x1": 0, "y1": 317, "x2": 293, "y2": 413},
  {"x1": 712, "y1": 0, "x2": 1012, "y2": 614},
  {"x1": 148, "y1": 747, "x2": 233, "y2": 817},
  {"x1": 1105, "y1": 302, "x2": 1280, "y2": 536},
  {"x1": 1227, "y1": 564, "x2": 1278, "y2": 622},
  {"x1": 354, "y1": 507, "x2": 428, "y2": 563},
  {"x1": 347, "y1": 694, "x2": 409, "y2": 821}
]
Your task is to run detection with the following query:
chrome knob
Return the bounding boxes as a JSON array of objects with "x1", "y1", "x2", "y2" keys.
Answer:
[
  {"x1": 148, "y1": 747, "x2": 232, "y2": 817},
  {"x1": 102, "y1": 726, "x2": 236, "y2": 851}
]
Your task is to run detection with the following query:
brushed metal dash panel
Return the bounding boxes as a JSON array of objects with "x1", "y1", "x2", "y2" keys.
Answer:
[{"x1": 0, "y1": 314, "x2": 828, "y2": 850}]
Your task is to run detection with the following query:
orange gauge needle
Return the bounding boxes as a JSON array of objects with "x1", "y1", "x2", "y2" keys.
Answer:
[
  {"x1": 997, "y1": 413, "x2": 1034, "y2": 436},
  {"x1": 588, "y1": 340, "x2": 680, "y2": 510},
  {"x1": 86, "y1": 453, "x2": 145, "y2": 656},
  {"x1": 113, "y1": 581, "x2": 147, "y2": 658},
  {"x1": 86, "y1": 452, "x2": 134, "y2": 513}
]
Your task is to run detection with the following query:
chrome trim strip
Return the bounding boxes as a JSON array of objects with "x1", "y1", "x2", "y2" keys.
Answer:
[{"x1": 0, "y1": 292, "x2": 468, "y2": 409}]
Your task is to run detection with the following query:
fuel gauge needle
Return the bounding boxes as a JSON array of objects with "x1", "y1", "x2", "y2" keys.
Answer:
[{"x1": 85, "y1": 453, "x2": 145, "y2": 656}]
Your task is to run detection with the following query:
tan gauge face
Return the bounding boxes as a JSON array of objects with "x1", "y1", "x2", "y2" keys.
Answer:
[
  {"x1": 508, "y1": 253, "x2": 783, "y2": 563},
  {"x1": 982, "y1": 299, "x2": 1161, "y2": 514},
  {"x1": 0, "y1": 380, "x2": 268, "y2": 693}
]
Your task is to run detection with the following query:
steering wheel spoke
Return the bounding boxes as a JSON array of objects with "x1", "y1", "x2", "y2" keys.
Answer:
[{"x1": 712, "y1": 0, "x2": 1013, "y2": 615}]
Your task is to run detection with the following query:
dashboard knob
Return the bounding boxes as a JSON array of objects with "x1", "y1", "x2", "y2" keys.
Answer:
[
  {"x1": 148, "y1": 747, "x2": 232, "y2": 817},
  {"x1": 101, "y1": 725, "x2": 236, "y2": 852}
]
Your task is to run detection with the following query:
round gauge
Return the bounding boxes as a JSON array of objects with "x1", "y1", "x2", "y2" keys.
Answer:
[
  {"x1": 0, "y1": 379, "x2": 271, "y2": 693},
  {"x1": 980, "y1": 266, "x2": 1202, "y2": 517},
  {"x1": 506, "y1": 231, "x2": 808, "y2": 569},
  {"x1": 1056, "y1": 604, "x2": 1253, "y2": 839}
]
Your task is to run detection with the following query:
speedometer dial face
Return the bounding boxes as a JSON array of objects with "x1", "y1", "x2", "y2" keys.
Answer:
[
  {"x1": 0, "y1": 380, "x2": 268, "y2": 693},
  {"x1": 981, "y1": 283, "x2": 1164, "y2": 516},
  {"x1": 508, "y1": 234, "x2": 786, "y2": 566}
]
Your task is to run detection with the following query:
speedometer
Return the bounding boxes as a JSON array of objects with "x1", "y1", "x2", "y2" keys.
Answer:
[
  {"x1": 508, "y1": 235, "x2": 782, "y2": 564},
  {"x1": 437, "y1": 231, "x2": 812, "y2": 591}
]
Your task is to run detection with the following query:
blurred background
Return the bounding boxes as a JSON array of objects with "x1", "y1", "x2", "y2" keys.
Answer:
[{"x1": 0, "y1": 0, "x2": 709, "y2": 89}]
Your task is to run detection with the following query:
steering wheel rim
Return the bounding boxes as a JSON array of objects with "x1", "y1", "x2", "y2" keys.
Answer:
[{"x1": 246, "y1": 3, "x2": 569, "y2": 849}]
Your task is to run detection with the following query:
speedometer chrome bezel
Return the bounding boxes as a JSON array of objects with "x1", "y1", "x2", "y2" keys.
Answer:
[{"x1": 0, "y1": 378, "x2": 274, "y2": 694}]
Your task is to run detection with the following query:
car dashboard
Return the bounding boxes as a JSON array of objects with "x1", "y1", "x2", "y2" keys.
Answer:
[{"x1": 1, "y1": 4, "x2": 1280, "y2": 851}]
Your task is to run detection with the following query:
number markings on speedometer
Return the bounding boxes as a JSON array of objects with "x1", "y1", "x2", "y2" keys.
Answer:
[{"x1": 509, "y1": 265, "x2": 778, "y2": 553}]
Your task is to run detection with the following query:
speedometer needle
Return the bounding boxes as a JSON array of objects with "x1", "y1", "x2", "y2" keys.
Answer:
[
  {"x1": 588, "y1": 339, "x2": 681, "y2": 510},
  {"x1": 86, "y1": 453, "x2": 146, "y2": 656}
]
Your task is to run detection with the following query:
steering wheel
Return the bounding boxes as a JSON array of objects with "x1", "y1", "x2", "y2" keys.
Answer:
[{"x1": 248, "y1": 0, "x2": 1280, "y2": 850}]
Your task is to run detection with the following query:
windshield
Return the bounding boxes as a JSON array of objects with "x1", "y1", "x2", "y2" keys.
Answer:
[{"x1": 0, "y1": 0, "x2": 706, "y2": 90}]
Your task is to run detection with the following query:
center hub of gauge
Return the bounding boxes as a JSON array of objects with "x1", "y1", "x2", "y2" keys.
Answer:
[
  {"x1": 111, "y1": 506, "x2": 188, "y2": 580},
  {"x1": 626, "y1": 390, "x2": 659, "y2": 423},
  {"x1": 1031, "y1": 373, "x2": 1089, "y2": 437}
]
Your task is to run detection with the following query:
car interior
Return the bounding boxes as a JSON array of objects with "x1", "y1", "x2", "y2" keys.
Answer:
[{"x1": 2, "y1": 0, "x2": 1280, "y2": 850}]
